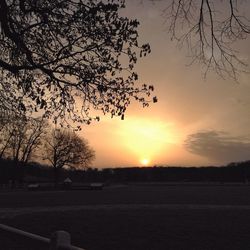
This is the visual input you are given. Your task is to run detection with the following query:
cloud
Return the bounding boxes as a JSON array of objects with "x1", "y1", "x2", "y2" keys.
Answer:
[{"x1": 185, "y1": 130, "x2": 250, "y2": 163}]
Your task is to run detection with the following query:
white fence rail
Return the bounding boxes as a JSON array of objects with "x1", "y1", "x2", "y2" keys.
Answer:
[{"x1": 0, "y1": 223, "x2": 85, "y2": 250}]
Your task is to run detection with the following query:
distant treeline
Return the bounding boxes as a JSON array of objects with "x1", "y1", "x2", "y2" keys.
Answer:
[
  {"x1": 99, "y1": 162, "x2": 250, "y2": 183},
  {"x1": 1, "y1": 158, "x2": 250, "y2": 185}
]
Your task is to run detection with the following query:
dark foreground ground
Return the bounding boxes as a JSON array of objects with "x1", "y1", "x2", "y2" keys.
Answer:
[{"x1": 1, "y1": 184, "x2": 250, "y2": 250}]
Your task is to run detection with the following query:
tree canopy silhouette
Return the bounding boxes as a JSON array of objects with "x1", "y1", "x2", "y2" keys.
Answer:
[
  {"x1": 44, "y1": 128, "x2": 95, "y2": 185},
  {"x1": 0, "y1": 115, "x2": 46, "y2": 163},
  {"x1": 0, "y1": 0, "x2": 155, "y2": 123}
]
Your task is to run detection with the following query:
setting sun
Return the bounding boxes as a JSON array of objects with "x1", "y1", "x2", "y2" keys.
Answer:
[{"x1": 140, "y1": 158, "x2": 150, "y2": 166}]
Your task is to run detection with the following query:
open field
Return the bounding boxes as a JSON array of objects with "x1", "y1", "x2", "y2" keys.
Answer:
[{"x1": 1, "y1": 184, "x2": 250, "y2": 249}]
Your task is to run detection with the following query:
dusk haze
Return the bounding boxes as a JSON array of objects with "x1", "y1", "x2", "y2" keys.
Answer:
[{"x1": 1, "y1": 1, "x2": 250, "y2": 250}]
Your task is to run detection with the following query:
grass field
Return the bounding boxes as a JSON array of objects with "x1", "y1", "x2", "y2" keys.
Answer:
[{"x1": 1, "y1": 184, "x2": 250, "y2": 250}]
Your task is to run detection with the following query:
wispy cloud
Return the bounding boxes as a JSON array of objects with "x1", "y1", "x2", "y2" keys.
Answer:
[{"x1": 185, "y1": 130, "x2": 250, "y2": 163}]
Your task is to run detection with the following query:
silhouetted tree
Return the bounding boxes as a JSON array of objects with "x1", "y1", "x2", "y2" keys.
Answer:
[
  {"x1": 0, "y1": 0, "x2": 156, "y2": 123},
  {"x1": 2, "y1": 117, "x2": 46, "y2": 162},
  {"x1": 0, "y1": 115, "x2": 14, "y2": 158},
  {"x1": 44, "y1": 128, "x2": 95, "y2": 186},
  {"x1": 152, "y1": 0, "x2": 250, "y2": 80},
  {"x1": 0, "y1": 116, "x2": 47, "y2": 182}
]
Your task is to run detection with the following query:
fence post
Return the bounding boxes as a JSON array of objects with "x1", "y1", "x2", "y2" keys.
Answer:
[
  {"x1": 50, "y1": 231, "x2": 71, "y2": 250},
  {"x1": 0, "y1": 224, "x2": 84, "y2": 250}
]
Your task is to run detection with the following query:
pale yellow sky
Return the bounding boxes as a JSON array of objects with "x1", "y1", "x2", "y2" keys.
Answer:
[{"x1": 80, "y1": 0, "x2": 250, "y2": 168}]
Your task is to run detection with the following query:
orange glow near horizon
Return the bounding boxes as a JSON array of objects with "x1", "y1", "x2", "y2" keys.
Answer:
[{"x1": 116, "y1": 117, "x2": 180, "y2": 166}]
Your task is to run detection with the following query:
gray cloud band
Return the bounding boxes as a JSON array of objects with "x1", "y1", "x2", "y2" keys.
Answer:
[{"x1": 185, "y1": 130, "x2": 250, "y2": 163}]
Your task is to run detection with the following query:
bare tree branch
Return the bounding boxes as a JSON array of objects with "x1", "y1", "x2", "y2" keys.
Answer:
[{"x1": 159, "y1": 0, "x2": 250, "y2": 80}]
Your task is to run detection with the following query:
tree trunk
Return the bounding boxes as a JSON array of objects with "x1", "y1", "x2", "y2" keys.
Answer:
[{"x1": 53, "y1": 167, "x2": 60, "y2": 189}]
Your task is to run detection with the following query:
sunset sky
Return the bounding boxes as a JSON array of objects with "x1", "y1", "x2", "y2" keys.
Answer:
[{"x1": 81, "y1": 1, "x2": 250, "y2": 168}]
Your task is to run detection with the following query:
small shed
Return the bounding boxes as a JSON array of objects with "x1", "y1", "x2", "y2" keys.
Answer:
[{"x1": 63, "y1": 178, "x2": 72, "y2": 189}]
